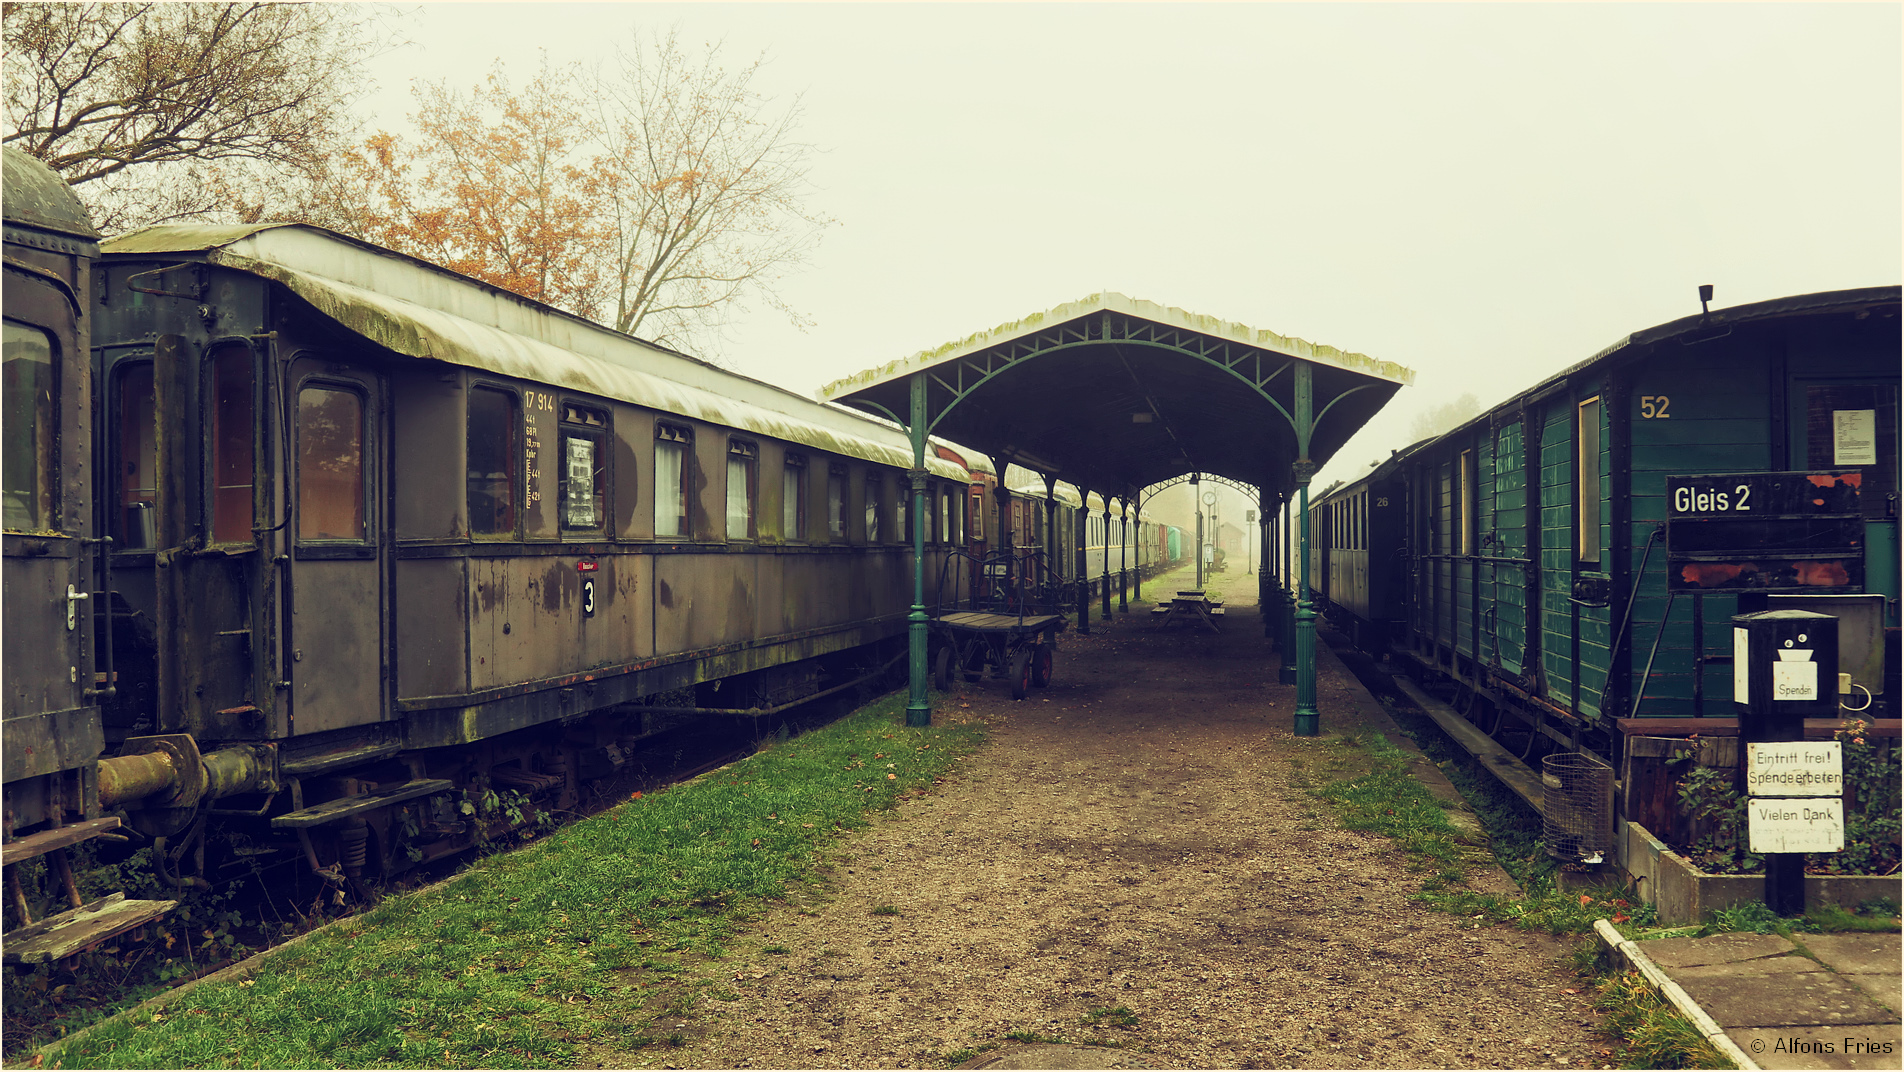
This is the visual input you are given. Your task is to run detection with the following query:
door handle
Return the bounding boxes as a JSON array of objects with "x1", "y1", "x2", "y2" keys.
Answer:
[{"x1": 65, "y1": 584, "x2": 91, "y2": 631}]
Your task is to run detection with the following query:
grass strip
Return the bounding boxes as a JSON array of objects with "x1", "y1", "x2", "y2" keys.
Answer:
[
  {"x1": 1588, "y1": 968, "x2": 1735, "y2": 1069},
  {"x1": 39, "y1": 690, "x2": 985, "y2": 1070}
]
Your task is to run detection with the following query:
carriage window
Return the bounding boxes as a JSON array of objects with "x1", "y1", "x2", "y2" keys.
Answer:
[
  {"x1": 208, "y1": 346, "x2": 254, "y2": 544},
  {"x1": 468, "y1": 387, "x2": 518, "y2": 536},
  {"x1": 1577, "y1": 397, "x2": 1602, "y2": 564},
  {"x1": 827, "y1": 465, "x2": 846, "y2": 539},
  {"x1": 864, "y1": 472, "x2": 881, "y2": 543},
  {"x1": 726, "y1": 440, "x2": 756, "y2": 540},
  {"x1": 115, "y1": 361, "x2": 157, "y2": 547},
  {"x1": 298, "y1": 385, "x2": 365, "y2": 541},
  {"x1": 969, "y1": 487, "x2": 983, "y2": 542},
  {"x1": 655, "y1": 425, "x2": 690, "y2": 538},
  {"x1": 897, "y1": 478, "x2": 911, "y2": 544},
  {"x1": 3, "y1": 321, "x2": 55, "y2": 532},
  {"x1": 560, "y1": 403, "x2": 607, "y2": 534},
  {"x1": 783, "y1": 453, "x2": 807, "y2": 540},
  {"x1": 940, "y1": 489, "x2": 952, "y2": 546}
]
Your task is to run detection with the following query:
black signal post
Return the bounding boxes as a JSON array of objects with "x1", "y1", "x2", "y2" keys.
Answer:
[{"x1": 1732, "y1": 609, "x2": 1841, "y2": 916}]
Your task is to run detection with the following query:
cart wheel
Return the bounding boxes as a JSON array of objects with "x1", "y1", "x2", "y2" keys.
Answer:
[
  {"x1": 934, "y1": 644, "x2": 955, "y2": 692},
  {"x1": 1031, "y1": 644, "x2": 1054, "y2": 688},
  {"x1": 1009, "y1": 647, "x2": 1032, "y2": 700}
]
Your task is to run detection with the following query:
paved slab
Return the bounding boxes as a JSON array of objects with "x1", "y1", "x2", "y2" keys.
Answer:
[
  {"x1": 1802, "y1": 934, "x2": 1903, "y2": 977},
  {"x1": 1640, "y1": 932, "x2": 1798, "y2": 968},
  {"x1": 1674, "y1": 970, "x2": 1895, "y2": 1029},
  {"x1": 1728, "y1": 1025, "x2": 1902, "y2": 1070},
  {"x1": 1843, "y1": 974, "x2": 1901, "y2": 1014},
  {"x1": 1672, "y1": 956, "x2": 1830, "y2": 980}
]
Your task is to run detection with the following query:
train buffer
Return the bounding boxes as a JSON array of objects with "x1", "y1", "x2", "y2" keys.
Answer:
[{"x1": 1151, "y1": 590, "x2": 1224, "y2": 632}]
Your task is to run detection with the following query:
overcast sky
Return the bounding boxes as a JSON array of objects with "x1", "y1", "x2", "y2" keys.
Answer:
[{"x1": 359, "y1": 2, "x2": 1901, "y2": 495}]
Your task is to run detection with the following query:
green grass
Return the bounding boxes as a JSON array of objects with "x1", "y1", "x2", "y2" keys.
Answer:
[
  {"x1": 38, "y1": 689, "x2": 985, "y2": 1070},
  {"x1": 1590, "y1": 969, "x2": 1735, "y2": 1069}
]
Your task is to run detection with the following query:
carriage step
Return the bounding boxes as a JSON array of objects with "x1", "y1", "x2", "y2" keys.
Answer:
[
  {"x1": 0, "y1": 817, "x2": 125, "y2": 867},
  {"x1": 3, "y1": 893, "x2": 178, "y2": 965},
  {"x1": 270, "y1": 778, "x2": 454, "y2": 829}
]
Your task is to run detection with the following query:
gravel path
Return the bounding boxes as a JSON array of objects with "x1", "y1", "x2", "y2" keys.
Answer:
[{"x1": 598, "y1": 577, "x2": 1613, "y2": 1069}]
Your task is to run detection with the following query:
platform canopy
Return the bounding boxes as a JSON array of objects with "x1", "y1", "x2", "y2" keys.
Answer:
[{"x1": 819, "y1": 291, "x2": 1414, "y2": 504}]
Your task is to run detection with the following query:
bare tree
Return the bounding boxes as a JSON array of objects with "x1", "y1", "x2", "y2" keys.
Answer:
[
  {"x1": 585, "y1": 29, "x2": 835, "y2": 353},
  {"x1": 4, "y1": 2, "x2": 392, "y2": 231},
  {"x1": 1407, "y1": 392, "x2": 1483, "y2": 442}
]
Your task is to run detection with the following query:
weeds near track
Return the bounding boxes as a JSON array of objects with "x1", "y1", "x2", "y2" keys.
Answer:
[{"x1": 33, "y1": 691, "x2": 985, "y2": 1070}]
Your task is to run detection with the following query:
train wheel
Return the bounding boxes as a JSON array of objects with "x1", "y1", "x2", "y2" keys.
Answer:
[
  {"x1": 934, "y1": 645, "x2": 955, "y2": 692},
  {"x1": 1031, "y1": 644, "x2": 1054, "y2": 688},
  {"x1": 1009, "y1": 648, "x2": 1032, "y2": 700}
]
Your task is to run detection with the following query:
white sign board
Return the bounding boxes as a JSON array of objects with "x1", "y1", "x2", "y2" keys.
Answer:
[
  {"x1": 1749, "y1": 798, "x2": 1844, "y2": 854},
  {"x1": 1745, "y1": 742, "x2": 1843, "y2": 797},
  {"x1": 1833, "y1": 409, "x2": 1878, "y2": 467}
]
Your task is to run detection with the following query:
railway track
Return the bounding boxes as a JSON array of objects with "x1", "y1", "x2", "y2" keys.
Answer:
[{"x1": 1, "y1": 680, "x2": 889, "y2": 1058}]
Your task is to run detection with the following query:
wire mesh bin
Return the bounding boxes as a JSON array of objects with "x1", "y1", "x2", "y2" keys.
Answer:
[{"x1": 1542, "y1": 753, "x2": 1614, "y2": 860}]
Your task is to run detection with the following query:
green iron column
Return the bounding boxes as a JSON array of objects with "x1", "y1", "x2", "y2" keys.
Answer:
[
  {"x1": 906, "y1": 372, "x2": 931, "y2": 727},
  {"x1": 1133, "y1": 495, "x2": 1144, "y2": 602},
  {"x1": 1043, "y1": 473, "x2": 1057, "y2": 601},
  {"x1": 1118, "y1": 499, "x2": 1128, "y2": 613},
  {"x1": 1281, "y1": 499, "x2": 1298, "y2": 685},
  {"x1": 1260, "y1": 493, "x2": 1272, "y2": 637},
  {"x1": 1075, "y1": 488, "x2": 1091, "y2": 635},
  {"x1": 1293, "y1": 361, "x2": 1319, "y2": 736}
]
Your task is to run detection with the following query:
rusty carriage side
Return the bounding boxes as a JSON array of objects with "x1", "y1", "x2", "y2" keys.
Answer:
[
  {"x1": 2, "y1": 146, "x2": 190, "y2": 963},
  {"x1": 75, "y1": 221, "x2": 977, "y2": 895}
]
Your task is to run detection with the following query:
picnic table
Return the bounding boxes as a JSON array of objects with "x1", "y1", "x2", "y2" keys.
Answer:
[{"x1": 1150, "y1": 590, "x2": 1225, "y2": 632}]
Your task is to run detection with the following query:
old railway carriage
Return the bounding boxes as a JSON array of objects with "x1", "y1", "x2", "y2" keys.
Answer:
[
  {"x1": 70, "y1": 222, "x2": 974, "y2": 888},
  {"x1": 1315, "y1": 286, "x2": 1899, "y2": 762},
  {"x1": 3, "y1": 149, "x2": 106, "y2": 865}
]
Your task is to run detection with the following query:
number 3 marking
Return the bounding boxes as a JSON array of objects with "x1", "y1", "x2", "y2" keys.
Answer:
[
  {"x1": 1640, "y1": 395, "x2": 1672, "y2": 419},
  {"x1": 582, "y1": 578, "x2": 596, "y2": 618}
]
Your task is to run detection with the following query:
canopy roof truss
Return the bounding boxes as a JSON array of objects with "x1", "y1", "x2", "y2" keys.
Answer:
[{"x1": 822, "y1": 292, "x2": 1412, "y2": 503}]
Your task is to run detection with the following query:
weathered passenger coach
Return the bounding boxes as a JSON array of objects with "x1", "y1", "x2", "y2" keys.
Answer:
[
  {"x1": 1307, "y1": 286, "x2": 1899, "y2": 761},
  {"x1": 3, "y1": 148, "x2": 105, "y2": 858},
  {"x1": 28, "y1": 220, "x2": 978, "y2": 898}
]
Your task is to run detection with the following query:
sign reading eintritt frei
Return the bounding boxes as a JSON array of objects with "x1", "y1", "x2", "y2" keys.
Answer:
[{"x1": 1745, "y1": 742, "x2": 1843, "y2": 797}]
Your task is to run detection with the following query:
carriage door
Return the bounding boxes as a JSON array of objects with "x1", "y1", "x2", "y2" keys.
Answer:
[{"x1": 287, "y1": 359, "x2": 385, "y2": 734}]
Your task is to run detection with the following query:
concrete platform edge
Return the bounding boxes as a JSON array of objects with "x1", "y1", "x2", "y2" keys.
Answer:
[{"x1": 1595, "y1": 918, "x2": 1761, "y2": 1070}]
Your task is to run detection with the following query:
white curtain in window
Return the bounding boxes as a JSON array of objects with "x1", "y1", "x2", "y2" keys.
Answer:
[
  {"x1": 727, "y1": 455, "x2": 752, "y2": 538},
  {"x1": 655, "y1": 440, "x2": 685, "y2": 537},
  {"x1": 783, "y1": 467, "x2": 801, "y2": 538}
]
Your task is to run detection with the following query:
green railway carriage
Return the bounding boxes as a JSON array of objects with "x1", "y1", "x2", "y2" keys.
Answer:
[{"x1": 1365, "y1": 287, "x2": 1897, "y2": 761}]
